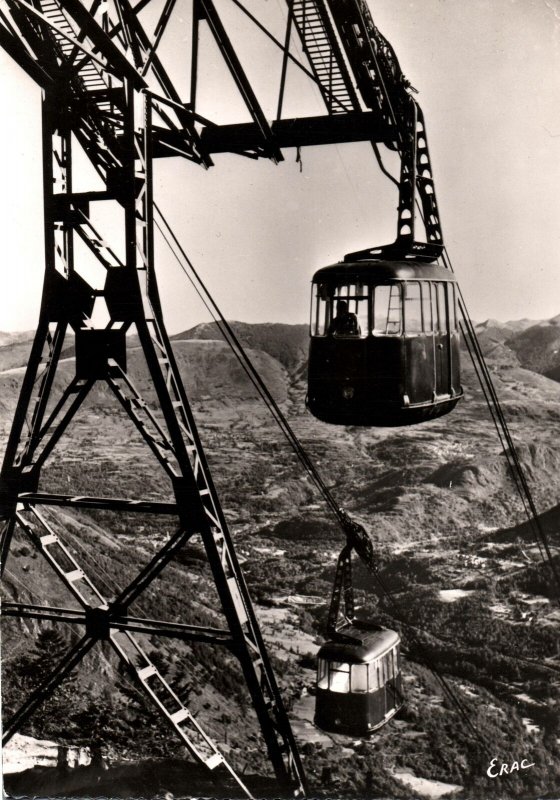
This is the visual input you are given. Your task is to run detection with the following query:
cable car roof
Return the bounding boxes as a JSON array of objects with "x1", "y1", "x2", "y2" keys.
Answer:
[
  {"x1": 312, "y1": 260, "x2": 456, "y2": 284},
  {"x1": 317, "y1": 626, "x2": 400, "y2": 664}
]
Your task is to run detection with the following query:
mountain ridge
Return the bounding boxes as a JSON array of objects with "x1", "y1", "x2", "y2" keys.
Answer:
[{"x1": 3, "y1": 314, "x2": 560, "y2": 387}]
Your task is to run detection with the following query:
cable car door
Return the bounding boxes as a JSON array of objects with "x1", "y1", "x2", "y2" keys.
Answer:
[{"x1": 432, "y1": 283, "x2": 451, "y2": 396}]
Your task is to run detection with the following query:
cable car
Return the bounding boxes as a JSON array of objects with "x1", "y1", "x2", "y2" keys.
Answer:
[
  {"x1": 307, "y1": 260, "x2": 463, "y2": 426},
  {"x1": 315, "y1": 624, "x2": 403, "y2": 736}
]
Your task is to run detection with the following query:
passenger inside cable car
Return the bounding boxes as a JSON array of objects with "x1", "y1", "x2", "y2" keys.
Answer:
[
  {"x1": 307, "y1": 260, "x2": 463, "y2": 426},
  {"x1": 314, "y1": 625, "x2": 403, "y2": 736},
  {"x1": 329, "y1": 300, "x2": 361, "y2": 336}
]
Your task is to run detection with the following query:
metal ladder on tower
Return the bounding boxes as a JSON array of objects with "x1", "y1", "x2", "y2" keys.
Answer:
[
  {"x1": 38, "y1": 0, "x2": 124, "y2": 169},
  {"x1": 290, "y1": 0, "x2": 359, "y2": 114},
  {"x1": 13, "y1": 505, "x2": 254, "y2": 797}
]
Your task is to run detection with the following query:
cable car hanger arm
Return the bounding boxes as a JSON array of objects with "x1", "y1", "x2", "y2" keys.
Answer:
[
  {"x1": 284, "y1": 0, "x2": 445, "y2": 262},
  {"x1": 327, "y1": 510, "x2": 381, "y2": 638}
]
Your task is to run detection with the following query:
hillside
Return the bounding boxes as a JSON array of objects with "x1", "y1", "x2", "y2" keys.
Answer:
[
  {"x1": 506, "y1": 315, "x2": 560, "y2": 378},
  {"x1": 1, "y1": 317, "x2": 560, "y2": 800},
  {"x1": 171, "y1": 321, "x2": 309, "y2": 374}
]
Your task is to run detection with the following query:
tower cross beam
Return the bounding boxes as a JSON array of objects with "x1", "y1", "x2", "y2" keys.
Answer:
[{"x1": 2, "y1": 602, "x2": 235, "y2": 646}]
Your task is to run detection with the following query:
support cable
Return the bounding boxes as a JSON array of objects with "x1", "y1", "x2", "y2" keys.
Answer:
[
  {"x1": 371, "y1": 111, "x2": 560, "y2": 592},
  {"x1": 440, "y1": 247, "x2": 560, "y2": 598},
  {"x1": 459, "y1": 320, "x2": 546, "y2": 563},
  {"x1": 154, "y1": 204, "x2": 344, "y2": 526}
]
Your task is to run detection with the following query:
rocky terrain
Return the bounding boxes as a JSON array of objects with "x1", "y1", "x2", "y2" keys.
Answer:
[{"x1": 1, "y1": 317, "x2": 560, "y2": 800}]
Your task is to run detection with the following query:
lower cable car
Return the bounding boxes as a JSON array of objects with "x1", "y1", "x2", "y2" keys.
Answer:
[
  {"x1": 307, "y1": 260, "x2": 463, "y2": 426},
  {"x1": 315, "y1": 623, "x2": 403, "y2": 736}
]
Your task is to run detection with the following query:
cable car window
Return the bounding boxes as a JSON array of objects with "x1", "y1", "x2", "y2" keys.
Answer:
[
  {"x1": 315, "y1": 293, "x2": 327, "y2": 336},
  {"x1": 351, "y1": 664, "x2": 368, "y2": 693},
  {"x1": 329, "y1": 284, "x2": 368, "y2": 338},
  {"x1": 373, "y1": 284, "x2": 402, "y2": 335},
  {"x1": 317, "y1": 658, "x2": 328, "y2": 689},
  {"x1": 404, "y1": 282, "x2": 422, "y2": 333},
  {"x1": 449, "y1": 284, "x2": 457, "y2": 331},
  {"x1": 354, "y1": 293, "x2": 369, "y2": 337},
  {"x1": 312, "y1": 284, "x2": 330, "y2": 336},
  {"x1": 437, "y1": 283, "x2": 448, "y2": 333},
  {"x1": 431, "y1": 283, "x2": 443, "y2": 333},
  {"x1": 368, "y1": 660, "x2": 379, "y2": 691},
  {"x1": 384, "y1": 653, "x2": 390, "y2": 681},
  {"x1": 328, "y1": 661, "x2": 350, "y2": 693},
  {"x1": 422, "y1": 282, "x2": 433, "y2": 332}
]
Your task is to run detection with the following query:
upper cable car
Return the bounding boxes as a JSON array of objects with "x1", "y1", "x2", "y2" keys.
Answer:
[{"x1": 307, "y1": 260, "x2": 463, "y2": 426}]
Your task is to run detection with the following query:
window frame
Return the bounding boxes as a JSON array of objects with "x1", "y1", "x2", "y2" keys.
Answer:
[
  {"x1": 372, "y1": 282, "x2": 403, "y2": 336},
  {"x1": 328, "y1": 661, "x2": 350, "y2": 693},
  {"x1": 449, "y1": 283, "x2": 458, "y2": 332},
  {"x1": 310, "y1": 282, "x2": 370, "y2": 338},
  {"x1": 403, "y1": 280, "x2": 424, "y2": 335},
  {"x1": 368, "y1": 659, "x2": 379, "y2": 692},
  {"x1": 436, "y1": 282, "x2": 448, "y2": 334},
  {"x1": 350, "y1": 663, "x2": 368, "y2": 693},
  {"x1": 430, "y1": 282, "x2": 440, "y2": 333},
  {"x1": 317, "y1": 658, "x2": 328, "y2": 690},
  {"x1": 311, "y1": 283, "x2": 332, "y2": 337},
  {"x1": 421, "y1": 281, "x2": 433, "y2": 333}
]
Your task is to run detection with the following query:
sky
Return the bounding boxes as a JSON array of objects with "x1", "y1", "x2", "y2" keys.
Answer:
[{"x1": 1, "y1": 0, "x2": 560, "y2": 333}]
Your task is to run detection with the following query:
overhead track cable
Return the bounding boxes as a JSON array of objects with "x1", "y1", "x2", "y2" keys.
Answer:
[{"x1": 443, "y1": 247, "x2": 560, "y2": 600}]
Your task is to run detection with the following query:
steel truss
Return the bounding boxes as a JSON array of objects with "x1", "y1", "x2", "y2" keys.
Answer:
[
  {"x1": 0, "y1": 0, "x2": 445, "y2": 795},
  {"x1": 0, "y1": 81, "x2": 307, "y2": 797}
]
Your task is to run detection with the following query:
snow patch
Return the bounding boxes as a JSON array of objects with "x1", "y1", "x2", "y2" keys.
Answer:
[
  {"x1": 392, "y1": 768, "x2": 462, "y2": 798},
  {"x1": 438, "y1": 589, "x2": 475, "y2": 603}
]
